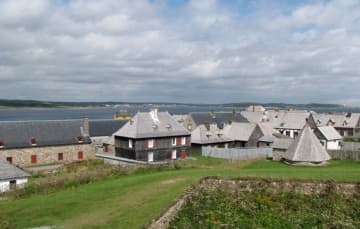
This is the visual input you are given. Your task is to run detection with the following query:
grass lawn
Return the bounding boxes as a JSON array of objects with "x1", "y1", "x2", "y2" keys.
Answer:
[{"x1": 0, "y1": 158, "x2": 359, "y2": 228}]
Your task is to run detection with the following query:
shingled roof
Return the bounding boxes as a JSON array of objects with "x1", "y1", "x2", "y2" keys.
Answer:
[
  {"x1": 113, "y1": 110, "x2": 190, "y2": 139},
  {"x1": 283, "y1": 125, "x2": 331, "y2": 163},
  {"x1": 313, "y1": 113, "x2": 360, "y2": 128},
  {"x1": 191, "y1": 123, "x2": 232, "y2": 144},
  {"x1": 190, "y1": 112, "x2": 248, "y2": 128},
  {"x1": 0, "y1": 120, "x2": 91, "y2": 149},
  {"x1": 89, "y1": 120, "x2": 127, "y2": 137},
  {"x1": 222, "y1": 123, "x2": 257, "y2": 142},
  {"x1": 316, "y1": 126, "x2": 342, "y2": 141},
  {"x1": 0, "y1": 160, "x2": 30, "y2": 181}
]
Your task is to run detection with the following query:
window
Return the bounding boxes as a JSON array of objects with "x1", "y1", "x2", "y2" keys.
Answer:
[
  {"x1": 77, "y1": 136, "x2": 84, "y2": 143},
  {"x1": 31, "y1": 155, "x2": 37, "y2": 164},
  {"x1": 147, "y1": 139, "x2": 154, "y2": 148},
  {"x1": 129, "y1": 139, "x2": 133, "y2": 148},
  {"x1": 181, "y1": 137, "x2": 186, "y2": 145},
  {"x1": 58, "y1": 153, "x2": 63, "y2": 161},
  {"x1": 78, "y1": 151, "x2": 83, "y2": 160},
  {"x1": 6, "y1": 157, "x2": 12, "y2": 164},
  {"x1": 171, "y1": 150, "x2": 177, "y2": 160},
  {"x1": 176, "y1": 137, "x2": 181, "y2": 146},
  {"x1": 0, "y1": 139, "x2": 3, "y2": 148},
  {"x1": 31, "y1": 137, "x2": 37, "y2": 146},
  {"x1": 104, "y1": 145, "x2": 109, "y2": 152},
  {"x1": 172, "y1": 137, "x2": 176, "y2": 146}
]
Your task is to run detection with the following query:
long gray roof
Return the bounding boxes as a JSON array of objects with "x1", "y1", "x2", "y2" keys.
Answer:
[
  {"x1": 272, "y1": 111, "x2": 312, "y2": 130},
  {"x1": 313, "y1": 113, "x2": 360, "y2": 128},
  {"x1": 0, "y1": 160, "x2": 30, "y2": 181},
  {"x1": 89, "y1": 120, "x2": 127, "y2": 137},
  {"x1": 190, "y1": 112, "x2": 248, "y2": 128},
  {"x1": 0, "y1": 120, "x2": 91, "y2": 149},
  {"x1": 284, "y1": 125, "x2": 331, "y2": 162},
  {"x1": 113, "y1": 111, "x2": 190, "y2": 139},
  {"x1": 191, "y1": 124, "x2": 232, "y2": 144},
  {"x1": 222, "y1": 123, "x2": 257, "y2": 141},
  {"x1": 317, "y1": 126, "x2": 342, "y2": 141}
]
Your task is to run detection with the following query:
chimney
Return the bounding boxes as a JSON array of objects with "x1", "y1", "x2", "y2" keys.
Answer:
[
  {"x1": 150, "y1": 108, "x2": 159, "y2": 123},
  {"x1": 82, "y1": 117, "x2": 89, "y2": 136}
]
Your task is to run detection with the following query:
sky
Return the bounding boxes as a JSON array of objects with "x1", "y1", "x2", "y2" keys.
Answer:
[{"x1": 0, "y1": 0, "x2": 359, "y2": 105}]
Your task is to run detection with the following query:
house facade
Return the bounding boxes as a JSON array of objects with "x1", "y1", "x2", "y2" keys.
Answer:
[
  {"x1": 114, "y1": 109, "x2": 191, "y2": 162},
  {"x1": 0, "y1": 119, "x2": 95, "y2": 167}
]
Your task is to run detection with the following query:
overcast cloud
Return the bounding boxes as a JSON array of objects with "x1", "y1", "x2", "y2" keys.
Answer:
[{"x1": 0, "y1": 0, "x2": 359, "y2": 104}]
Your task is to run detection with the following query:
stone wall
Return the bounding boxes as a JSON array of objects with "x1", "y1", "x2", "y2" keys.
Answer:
[
  {"x1": 272, "y1": 149, "x2": 285, "y2": 161},
  {"x1": 0, "y1": 144, "x2": 95, "y2": 167}
]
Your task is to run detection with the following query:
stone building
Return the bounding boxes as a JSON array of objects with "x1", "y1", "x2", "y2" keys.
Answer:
[
  {"x1": 0, "y1": 119, "x2": 95, "y2": 167},
  {"x1": 114, "y1": 109, "x2": 191, "y2": 162}
]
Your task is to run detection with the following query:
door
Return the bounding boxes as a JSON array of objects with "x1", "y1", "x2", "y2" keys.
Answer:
[
  {"x1": 171, "y1": 150, "x2": 177, "y2": 160},
  {"x1": 148, "y1": 152, "x2": 154, "y2": 162}
]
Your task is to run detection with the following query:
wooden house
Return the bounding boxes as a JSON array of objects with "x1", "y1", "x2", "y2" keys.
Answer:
[
  {"x1": 0, "y1": 160, "x2": 30, "y2": 192},
  {"x1": 314, "y1": 126, "x2": 343, "y2": 150},
  {"x1": 113, "y1": 109, "x2": 190, "y2": 162}
]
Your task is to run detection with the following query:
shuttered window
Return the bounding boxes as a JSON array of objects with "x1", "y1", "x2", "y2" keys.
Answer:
[
  {"x1": 78, "y1": 151, "x2": 83, "y2": 160},
  {"x1": 58, "y1": 153, "x2": 63, "y2": 161},
  {"x1": 31, "y1": 155, "x2": 37, "y2": 164}
]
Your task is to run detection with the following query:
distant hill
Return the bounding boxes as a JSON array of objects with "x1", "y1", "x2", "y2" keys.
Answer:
[{"x1": 0, "y1": 99, "x2": 344, "y2": 109}]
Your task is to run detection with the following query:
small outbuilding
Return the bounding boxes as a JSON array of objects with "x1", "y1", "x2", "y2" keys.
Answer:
[
  {"x1": 283, "y1": 124, "x2": 331, "y2": 165},
  {"x1": 0, "y1": 160, "x2": 30, "y2": 192},
  {"x1": 314, "y1": 126, "x2": 343, "y2": 150}
]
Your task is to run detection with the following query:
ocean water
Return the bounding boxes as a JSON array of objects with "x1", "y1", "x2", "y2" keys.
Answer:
[{"x1": 0, "y1": 105, "x2": 359, "y2": 121}]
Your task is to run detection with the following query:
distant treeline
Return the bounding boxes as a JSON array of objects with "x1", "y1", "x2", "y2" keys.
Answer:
[{"x1": 0, "y1": 99, "x2": 343, "y2": 109}]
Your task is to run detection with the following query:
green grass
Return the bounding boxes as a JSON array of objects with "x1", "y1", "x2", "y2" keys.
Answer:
[{"x1": 0, "y1": 159, "x2": 359, "y2": 228}]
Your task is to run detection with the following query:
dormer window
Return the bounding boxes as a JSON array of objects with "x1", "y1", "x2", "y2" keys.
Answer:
[
  {"x1": 0, "y1": 139, "x2": 4, "y2": 148},
  {"x1": 343, "y1": 120, "x2": 348, "y2": 126},
  {"x1": 77, "y1": 136, "x2": 84, "y2": 143},
  {"x1": 31, "y1": 137, "x2": 37, "y2": 146}
]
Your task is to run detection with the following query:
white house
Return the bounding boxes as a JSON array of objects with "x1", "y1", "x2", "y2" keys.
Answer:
[
  {"x1": 314, "y1": 126, "x2": 343, "y2": 150},
  {"x1": 0, "y1": 160, "x2": 30, "y2": 193}
]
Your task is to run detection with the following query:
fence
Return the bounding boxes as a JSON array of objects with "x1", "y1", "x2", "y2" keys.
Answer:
[
  {"x1": 202, "y1": 146, "x2": 272, "y2": 160},
  {"x1": 341, "y1": 142, "x2": 360, "y2": 151},
  {"x1": 328, "y1": 150, "x2": 360, "y2": 161}
]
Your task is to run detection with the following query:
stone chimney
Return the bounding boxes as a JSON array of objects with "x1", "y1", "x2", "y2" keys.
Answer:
[
  {"x1": 150, "y1": 108, "x2": 159, "y2": 123},
  {"x1": 82, "y1": 117, "x2": 89, "y2": 136}
]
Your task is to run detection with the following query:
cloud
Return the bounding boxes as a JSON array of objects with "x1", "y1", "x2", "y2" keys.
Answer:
[{"x1": 0, "y1": 0, "x2": 359, "y2": 105}]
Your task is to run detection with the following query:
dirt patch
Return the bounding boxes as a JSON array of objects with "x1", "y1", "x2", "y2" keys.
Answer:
[{"x1": 160, "y1": 178, "x2": 185, "y2": 185}]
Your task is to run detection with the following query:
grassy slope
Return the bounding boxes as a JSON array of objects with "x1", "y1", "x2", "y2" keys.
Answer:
[{"x1": 0, "y1": 159, "x2": 359, "y2": 228}]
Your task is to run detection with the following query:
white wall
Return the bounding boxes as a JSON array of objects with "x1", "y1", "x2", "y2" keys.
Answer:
[
  {"x1": 326, "y1": 140, "x2": 341, "y2": 150},
  {"x1": 0, "y1": 178, "x2": 28, "y2": 193}
]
